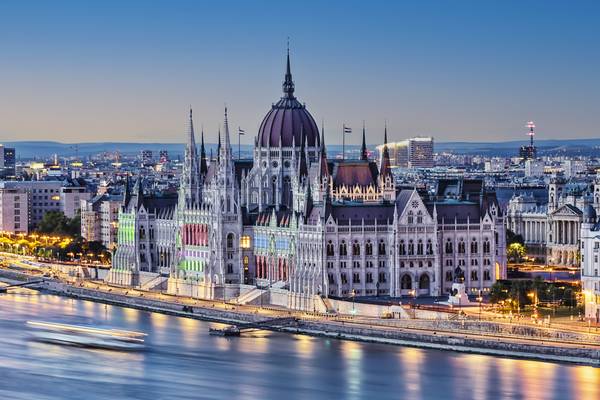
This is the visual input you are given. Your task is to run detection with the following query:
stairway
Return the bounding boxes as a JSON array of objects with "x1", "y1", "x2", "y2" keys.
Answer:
[
  {"x1": 139, "y1": 275, "x2": 169, "y2": 291},
  {"x1": 235, "y1": 287, "x2": 266, "y2": 305}
]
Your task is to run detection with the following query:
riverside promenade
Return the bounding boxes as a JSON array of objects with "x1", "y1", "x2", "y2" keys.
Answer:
[{"x1": 1, "y1": 262, "x2": 599, "y2": 367}]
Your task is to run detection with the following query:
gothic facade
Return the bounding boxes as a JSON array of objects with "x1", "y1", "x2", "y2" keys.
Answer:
[{"x1": 106, "y1": 53, "x2": 507, "y2": 310}]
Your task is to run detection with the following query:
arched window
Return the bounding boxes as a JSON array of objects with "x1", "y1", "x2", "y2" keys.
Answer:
[
  {"x1": 366, "y1": 240, "x2": 373, "y2": 255},
  {"x1": 445, "y1": 239, "x2": 453, "y2": 254},
  {"x1": 352, "y1": 241, "x2": 360, "y2": 256},
  {"x1": 407, "y1": 211, "x2": 414, "y2": 224},
  {"x1": 378, "y1": 240, "x2": 386, "y2": 255},
  {"x1": 458, "y1": 238, "x2": 465, "y2": 254},
  {"x1": 419, "y1": 274, "x2": 430, "y2": 290},
  {"x1": 340, "y1": 241, "x2": 347, "y2": 256},
  {"x1": 426, "y1": 239, "x2": 433, "y2": 255},
  {"x1": 227, "y1": 233, "x2": 234, "y2": 249},
  {"x1": 445, "y1": 271, "x2": 453, "y2": 282},
  {"x1": 471, "y1": 238, "x2": 478, "y2": 254},
  {"x1": 399, "y1": 240, "x2": 406, "y2": 255},
  {"x1": 483, "y1": 238, "x2": 490, "y2": 253},
  {"x1": 417, "y1": 239, "x2": 423, "y2": 255},
  {"x1": 326, "y1": 240, "x2": 334, "y2": 256},
  {"x1": 401, "y1": 274, "x2": 412, "y2": 290},
  {"x1": 408, "y1": 240, "x2": 414, "y2": 255},
  {"x1": 417, "y1": 210, "x2": 423, "y2": 224},
  {"x1": 484, "y1": 270, "x2": 491, "y2": 280},
  {"x1": 471, "y1": 270, "x2": 478, "y2": 281}
]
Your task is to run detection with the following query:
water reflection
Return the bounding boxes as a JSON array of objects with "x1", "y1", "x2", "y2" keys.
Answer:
[{"x1": 0, "y1": 291, "x2": 598, "y2": 400}]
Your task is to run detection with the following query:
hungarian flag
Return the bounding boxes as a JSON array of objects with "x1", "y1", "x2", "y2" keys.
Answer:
[
  {"x1": 343, "y1": 125, "x2": 352, "y2": 134},
  {"x1": 238, "y1": 127, "x2": 245, "y2": 135}
]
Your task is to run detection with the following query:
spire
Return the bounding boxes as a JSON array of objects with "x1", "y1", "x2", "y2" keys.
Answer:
[
  {"x1": 223, "y1": 106, "x2": 232, "y2": 152},
  {"x1": 187, "y1": 107, "x2": 196, "y2": 151},
  {"x1": 180, "y1": 108, "x2": 201, "y2": 206},
  {"x1": 282, "y1": 44, "x2": 295, "y2": 98},
  {"x1": 360, "y1": 120, "x2": 368, "y2": 161},
  {"x1": 298, "y1": 127, "x2": 308, "y2": 178},
  {"x1": 200, "y1": 125, "x2": 208, "y2": 175},
  {"x1": 217, "y1": 126, "x2": 222, "y2": 162},
  {"x1": 133, "y1": 176, "x2": 144, "y2": 209},
  {"x1": 380, "y1": 122, "x2": 392, "y2": 178},
  {"x1": 122, "y1": 175, "x2": 131, "y2": 207},
  {"x1": 319, "y1": 121, "x2": 329, "y2": 179}
]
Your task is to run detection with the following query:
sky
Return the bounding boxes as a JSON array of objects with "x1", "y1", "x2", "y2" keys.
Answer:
[{"x1": 0, "y1": 0, "x2": 599, "y2": 145}]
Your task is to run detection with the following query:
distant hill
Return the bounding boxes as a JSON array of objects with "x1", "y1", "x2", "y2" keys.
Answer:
[{"x1": 4, "y1": 138, "x2": 600, "y2": 159}]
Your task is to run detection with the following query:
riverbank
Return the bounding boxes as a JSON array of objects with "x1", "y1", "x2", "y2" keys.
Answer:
[{"x1": 1, "y1": 268, "x2": 599, "y2": 367}]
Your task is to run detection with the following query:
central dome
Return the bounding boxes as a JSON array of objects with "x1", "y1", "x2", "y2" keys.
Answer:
[{"x1": 257, "y1": 52, "x2": 320, "y2": 148}]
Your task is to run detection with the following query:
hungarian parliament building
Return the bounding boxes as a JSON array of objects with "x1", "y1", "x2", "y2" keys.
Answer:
[{"x1": 106, "y1": 53, "x2": 507, "y2": 311}]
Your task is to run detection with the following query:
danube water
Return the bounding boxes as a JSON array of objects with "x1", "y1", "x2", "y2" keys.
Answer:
[{"x1": 0, "y1": 288, "x2": 598, "y2": 400}]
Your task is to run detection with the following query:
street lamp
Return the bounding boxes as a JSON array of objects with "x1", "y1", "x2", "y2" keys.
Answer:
[
  {"x1": 477, "y1": 293, "x2": 483, "y2": 321},
  {"x1": 351, "y1": 289, "x2": 356, "y2": 315}
]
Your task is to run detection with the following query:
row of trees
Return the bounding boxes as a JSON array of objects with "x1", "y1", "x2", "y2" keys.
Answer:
[
  {"x1": 489, "y1": 277, "x2": 578, "y2": 310},
  {"x1": 37, "y1": 211, "x2": 81, "y2": 237},
  {"x1": 0, "y1": 210, "x2": 111, "y2": 264}
]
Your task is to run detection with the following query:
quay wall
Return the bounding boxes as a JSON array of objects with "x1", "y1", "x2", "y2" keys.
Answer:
[{"x1": 1, "y1": 270, "x2": 598, "y2": 366}]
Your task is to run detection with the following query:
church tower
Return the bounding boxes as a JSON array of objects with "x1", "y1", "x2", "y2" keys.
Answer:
[{"x1": 179, "y1": 108, "x2": 202, "y2": 208}]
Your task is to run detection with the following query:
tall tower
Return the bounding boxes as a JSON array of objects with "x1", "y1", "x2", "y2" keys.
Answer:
[
  {"x1": 360, "y1": 121, "x2": 368, "y2": 161},
  {"x1": 179, "y1": 108, "x2": 202, "y2": 207},
  {"x1": 520, "y1": 121, "x2": 537, "y2": 160}
]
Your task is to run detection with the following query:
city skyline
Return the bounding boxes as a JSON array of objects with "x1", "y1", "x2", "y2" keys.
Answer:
[{"x1": 1, "y1": 1, "x2": 599, "y2": 145}]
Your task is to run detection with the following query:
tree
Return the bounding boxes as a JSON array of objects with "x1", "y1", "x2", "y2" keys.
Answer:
[
  {"x1": 489, "y1": 281, "x2": 509, "y2": 303},
  {"x1": 36, "y1": 211, "x2": 81, "y2": 237},
  {"x1": 506, "y1": 229, "x2": 524, "y2": 246},
  {"x1": 507, "y1": 242, "x2": 526, "y2": 263}
]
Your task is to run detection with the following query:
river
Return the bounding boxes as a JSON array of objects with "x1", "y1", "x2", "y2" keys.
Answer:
[{"x1": 0, "y1": 288, "x2": 598, "y2": 400}]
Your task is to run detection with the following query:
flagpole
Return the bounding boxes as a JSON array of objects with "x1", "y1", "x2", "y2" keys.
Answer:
[
  {"x1": 342, "y1": 124, "x2": 345, "y2": 161},
  {"x1": 238, "y1": 127, "x2": 241, "y2": 160}
]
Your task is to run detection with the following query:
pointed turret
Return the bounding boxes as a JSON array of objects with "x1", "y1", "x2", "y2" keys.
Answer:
[
  {"x1": 380, "y1": 122, "x2": 392, "y2": 178},
  {"x1": 200, "y1": 126, "x2": 208, "y2": 175},
  {"x1": 360, "y1": 121, "x2": 368, "y2": 161},
  {"x1": 180, "y1": 108, "x2": 201, "y2": 206},
  {"x1": 133, "y1": 176, "x2": 144, "y2": 209},
  {"x1": 298, "y1": 128, "x2": 308, "y2": 179},
  {"x1": 222, "y1": 107, "x2": 232, "y2": 157},
  {"x1": 282, "y1": 45, "x2": 295, "y2": 98},
  {"x1": 217, "y1": 126, "x2": 222, "y2": 163},
  {"x1": 319, "y1": 121, "x2": 329, "y2": 179},
  {"x1": 122, "y1": 175, "x2": 131, "y2": 207}
]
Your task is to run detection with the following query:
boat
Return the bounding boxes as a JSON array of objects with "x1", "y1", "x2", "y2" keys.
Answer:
[
  {"x1": 209, "y1": 325, "x2": 241, "y2": 337},
  {"x1": 27, "y1": 321, "x2": 146, "y2": 350}
]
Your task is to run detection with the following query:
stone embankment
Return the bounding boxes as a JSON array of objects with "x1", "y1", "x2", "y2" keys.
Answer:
[{"x1": 1, "y1": 269, "x2": 599, "y2": 366}]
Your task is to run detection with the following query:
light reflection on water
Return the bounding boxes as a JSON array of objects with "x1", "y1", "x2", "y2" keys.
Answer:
[{"x1": 0, "y1": 289, "x2": 598, "y2": 400}]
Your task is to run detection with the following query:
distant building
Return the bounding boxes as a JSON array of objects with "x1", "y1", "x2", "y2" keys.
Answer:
[
  {"x1": 0, "y1": 186, "x2": 28, "y2": 233},
  {"x1": 159, "y1": 150, "x2": 169, "y2": 163},
  {"x1": 562, "y1": 160, "x2": 586, "y2": 178},
  {"x1": 525, "y1": 159, "x2": 545, "y2": 177},
  {"x1": 580, "y1": 205, "x2": 600, "y2": 324},
  {"x1": 484, "y1": 158, "x2": 507, "y2": 173},
  {"x1": 507, "y1": 178, "x2": 592, "y2": 266},
  {"x1": 0, "y1": 179, "x2": 91, "y2": 229},
  {"x1": 140, "y1": 150, "x2": 153, "y2": 166},
  {"x1": 80, "y1": 194, "x2": 122, "y2": 249},
  {"x1": 519, "y1": 121, "x2": 537, "y2": 161},
  {"x1": 408, "y1": 137, "x2": 434, "y2": 168},
  {"x1": 376, "y1": 137, "x2": 434, "y2": 168},
  {"x1": 377, "y1": 140, "x2": 409, "y2": 167},
  {"x1": 0, "y1": 145, "x2": 16, "y2": 179}
]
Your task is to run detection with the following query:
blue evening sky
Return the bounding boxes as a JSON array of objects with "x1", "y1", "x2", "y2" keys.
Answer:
[{"x1": 0, "y1": 0, "x2": 598, "y2": 144}]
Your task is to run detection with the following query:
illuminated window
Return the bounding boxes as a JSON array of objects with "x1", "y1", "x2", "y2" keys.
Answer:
[
  {"x1": 51, "y1": 195, "x2": 60, "y2": 201},
  {"x1": 240, "y1": 235, "x2": 251, "y2": 249}
]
